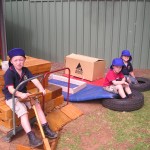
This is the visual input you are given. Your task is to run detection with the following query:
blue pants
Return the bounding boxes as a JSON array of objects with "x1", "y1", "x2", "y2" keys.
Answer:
[{"x1": 125, "y1": 75, "x2": 138, "y2": 84}]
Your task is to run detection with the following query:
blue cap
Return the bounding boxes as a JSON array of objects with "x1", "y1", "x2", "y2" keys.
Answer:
[
  {"x1": 8, "y1": 48, "x2": 26, "y2": 59},
  {"x1": 121, "y1": 50, "x2": 132, "y2": 61},
  {"x1": 110, "y1": 58, "x2": 124, "y2": 69}
]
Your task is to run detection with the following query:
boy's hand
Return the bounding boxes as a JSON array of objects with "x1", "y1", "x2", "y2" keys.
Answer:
[
  {"x1": 20, "y1": 92, "x2": 31, "y2": 99},
  {"x1": 123, "y1": 81, "x2": 129, "y2": 86},
  {"x1": 40, "y1": 89, "x2": 46, "y2": 95}
]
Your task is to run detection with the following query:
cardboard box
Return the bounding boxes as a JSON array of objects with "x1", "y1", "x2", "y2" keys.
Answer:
[{"x1": 65, "y1": 53, "x2": 105, "y2": 81}]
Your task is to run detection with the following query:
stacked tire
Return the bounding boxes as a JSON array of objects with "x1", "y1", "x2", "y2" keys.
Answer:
[
  {"x1": 101, "y1": 77, "x2": 150, "y2": 112},
  {"x1": 101, "y1": 90, "x2": 144, "y2": 112},
  {"x1": 130, "y1": 77, "x2": 150, "y2": 92}
]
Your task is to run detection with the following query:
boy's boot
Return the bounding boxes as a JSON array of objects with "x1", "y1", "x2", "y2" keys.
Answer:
[
  {"x1": 42, "y1": 123, "x2": 58, "y2": 139},
  {"x1": 27, "y1": 131, "x2": 43, "y2": 148}
]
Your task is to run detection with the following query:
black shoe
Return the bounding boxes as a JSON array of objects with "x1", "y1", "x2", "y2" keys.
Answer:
[
  {"x1": 27, "y1": 131, "x2": 43, "y2": 148},
  {"x1": 42, "y1": 123, "x2": 58, "y2": 139}
]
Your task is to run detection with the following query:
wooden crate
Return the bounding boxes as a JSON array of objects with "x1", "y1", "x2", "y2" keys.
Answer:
[
  {"x1": 26, "y1": 72, "x2": 49, "y2": 90},
  {"x1": 44, "y1": 95, "x2": 64, "y2": 113},
  {"x1": 0, "y1": 56, "x2": 51, "y2": 87},
  {"x1": 45, "y1": 84, "x2": 62, "y2": 100},
  {"x1": 54, "y1": 95, "x2": 64, "y2": 107},
  {"x1": 0, "y1": 108, "x2": 35, "y2": 129},
  {"x1": 0, "y1": 85, "x2": 3, "y2": 94},
  {"x1": 0, "y1": 101, "x2": 12, "y2": 120},
  {"x1": 24, "y1": 58, "x2": 51, "y2": 74},
  {"x1": 29, "y1": 84, "x2": 62, "y2": 103},
  {"x1": 0, "y1": 101, "x2": 35, "y2": 121}
]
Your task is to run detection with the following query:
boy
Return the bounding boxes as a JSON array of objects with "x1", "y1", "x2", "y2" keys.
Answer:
[
  {"x1": 103, "y1": 58, "x2": 132, "y2": 99},
  {"x1": 2, "y1": 48, "x2": 57, "y2": 148},
  {"x1": 121, "y1": 49, "x2": 138, "y2": 84}
]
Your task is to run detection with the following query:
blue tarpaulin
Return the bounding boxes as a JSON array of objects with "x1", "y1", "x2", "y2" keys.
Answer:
[{"x1": 49, "y1": 79, "x2": 118, "y2": 102}]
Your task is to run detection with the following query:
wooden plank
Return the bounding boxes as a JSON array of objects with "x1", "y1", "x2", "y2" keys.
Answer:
[
  {"x1": 27, "y1": 73, "x2": 49, "y2": 90},
  {"x1": 0, "y1": 101, "x2": 13, "y2": 120},
  {"x1": 61, "y1": 104, "x2": 83, "y2": 120},
  {"x1": 46, "y1": 109, "x2": 71, "y2": 131},
  {"x1": 29, "y1": 84, "x2": 62, "y2": 103},
  {"x1": 16, "y1": 144, "x2": 42, "y2": 150},
  {"x1": 0, "y1": 92, "x2": 4, "y2": 98},
  {"x1": 0, "y1": 86, "x2": 4, "y2": 94},
  {"x1": 24, "y1": 59, "x2": 51, "y2": 74},
  {"x1": 0, "y1": 108, "x2": 35, "y2": 129},
  {"x1": 45, "y1": 84, "x2": 62, "y2": 100},
  {"x1": 0, "y1": 56, "x2": 51, "y2": 87},
  {"x1": 0, "y1": 100, "x2": 35, "y2": 121},
  {"x1": 0, "y1": 117, "x2": 20, "y2": 129},
  {"x1": 44, "y1": 99, "x2": 55, "y2": 114},
  {"x1": 44, "y1": 95, "x2": 64, "y2": 114},
  {"x1": 54, "y1": 95, "x2": 64, "y2": 107}
]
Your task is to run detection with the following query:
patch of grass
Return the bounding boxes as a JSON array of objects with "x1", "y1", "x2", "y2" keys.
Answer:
[
  {"x1": 56, "y1": 131, "x2": 81, "y2": 150},
  {"x1": 106, "y1": 91, "x2": 150, "y2": 149},
  {"x1": 57, "y1": 91, "x2": 150, "y2": 150}
]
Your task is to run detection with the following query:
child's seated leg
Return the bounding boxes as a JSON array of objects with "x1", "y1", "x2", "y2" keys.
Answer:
[
  {"x1": 27, "y1": 131, "x2": 43, "y2": 148},
  {"x1": 104, "y1": 85, "x2": 127, "y2": 99},
  {"x1": 116, "y1": 84, "x2": 127, "y2": 99},
  {"x1": 20, "y1": 114, "x2": 43, "y2": 147},
  {"x1": 42, "y1": 122, "x2": 58, "y2": 139},
  {"x1": 6, "y1": 98, "x2": 43, "y2": 147},
  {"x1": 35, "y1": 102, "x2": 58, "y2": 139},
  {"x1": 129, "y1": 75, "x2": 138, "y2": 84},
  {"x1": 124, "y1": 84, "x2": 132, "y2": 97}
]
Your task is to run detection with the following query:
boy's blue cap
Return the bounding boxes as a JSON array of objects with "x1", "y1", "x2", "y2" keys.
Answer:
[
  {"x1": 121, "y1": 49, "x2": 132, "y2": 61},
  {"x1": 8, "y1": 48, "x2": 26, "y2": 59},
  {"x1": 110, "y1": 58, "x2": 124, "y2": 69}
]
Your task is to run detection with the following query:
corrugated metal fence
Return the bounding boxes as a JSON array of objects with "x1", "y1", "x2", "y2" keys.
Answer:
[{"x1": 5, "y1": 0, "x2": 150, "y2": 69}]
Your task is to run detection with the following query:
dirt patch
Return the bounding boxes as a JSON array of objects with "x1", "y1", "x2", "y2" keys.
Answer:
[{"x1": 57, "y1": 103, "x2": 115, "y2": 150}]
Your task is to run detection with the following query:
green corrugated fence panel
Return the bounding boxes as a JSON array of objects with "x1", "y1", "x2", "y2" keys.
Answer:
[{"x1": 4, "y1": 0, "x2": 150, "y2": 69}]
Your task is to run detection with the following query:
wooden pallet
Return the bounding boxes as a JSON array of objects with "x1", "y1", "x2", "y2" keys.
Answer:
[{"x1": 46, "y1": 104, "x2": 83, "y2": 132}]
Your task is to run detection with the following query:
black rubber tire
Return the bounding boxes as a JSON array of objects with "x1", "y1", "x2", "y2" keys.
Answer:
[
  {"x1": 130, "y1": 77, "x2": 150, "y2": 92},
  {"x1": 101, "y1": 90, "x2": 144, "y2": 112}
]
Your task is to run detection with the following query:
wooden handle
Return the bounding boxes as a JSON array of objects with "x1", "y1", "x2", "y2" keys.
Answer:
[
  {"x1": 32, "y1": 105, "x2": 45, "y2": 138},
  {"x1": 32, "y1": 105, "x2": 51, "y2": 150},
  {"x1": 18, "y1": 92, "x2": 43, "y2": 102},
  {"x1": 28, "y1": 92, "x2": 43, "y2": 99}
]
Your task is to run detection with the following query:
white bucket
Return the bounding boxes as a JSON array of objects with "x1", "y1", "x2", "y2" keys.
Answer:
[{"x1": 1, "y1": 61, "x2": 9, "y2": 71}]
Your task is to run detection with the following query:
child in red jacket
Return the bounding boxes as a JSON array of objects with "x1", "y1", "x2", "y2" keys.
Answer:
[{"x1": 103, "y1": 58, "x2": 132, "y2": 99}]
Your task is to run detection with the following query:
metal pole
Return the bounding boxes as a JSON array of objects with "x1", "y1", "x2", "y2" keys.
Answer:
[
  {"x1": 43, "y1": 67, "x2": 71, "y2": 109},
  {"x1": 0, "y1": 0, "x2": 7, "y2": 61}
]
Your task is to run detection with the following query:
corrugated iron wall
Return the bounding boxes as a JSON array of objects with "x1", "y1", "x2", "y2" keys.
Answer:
[
  {"x1": 0, "y1": 0, "x2": 7, "y2": 60},
  {"x1": 5, "y1": 0, "x2": 150, "y2": 69}
]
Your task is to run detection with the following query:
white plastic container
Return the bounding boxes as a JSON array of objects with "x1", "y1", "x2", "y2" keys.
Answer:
[{"x1": 1, "y1": 61, "x2": 9, "y2": 71}]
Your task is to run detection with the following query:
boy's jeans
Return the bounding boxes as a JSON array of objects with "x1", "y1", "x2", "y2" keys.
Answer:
[{"x1": 125, "y1": 75, "x2": 138, "y2": 84}]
